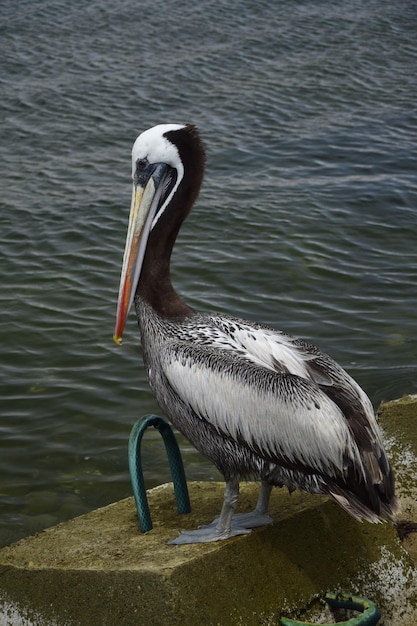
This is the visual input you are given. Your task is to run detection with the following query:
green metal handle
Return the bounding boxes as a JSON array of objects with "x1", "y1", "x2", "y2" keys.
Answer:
[
  {"x1": 128, "y1": 414, "x2": 191, "y2": 533},
  {"x1": 279, "y1": 592, "x2": 380, "y2": 626}
]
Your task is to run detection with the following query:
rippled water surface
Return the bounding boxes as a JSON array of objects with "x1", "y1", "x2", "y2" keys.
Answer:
[{"x1": 1, "y1": 0, "x2": 416, "y2": 547}]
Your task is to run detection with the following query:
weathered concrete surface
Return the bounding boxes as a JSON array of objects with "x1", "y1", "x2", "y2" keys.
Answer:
[
  {"x1": 378, "y1": 394, "x2": 417, "y2": 565},
  {"x1": 0, "y1": 395, "x2": 417, "y2": 625}
]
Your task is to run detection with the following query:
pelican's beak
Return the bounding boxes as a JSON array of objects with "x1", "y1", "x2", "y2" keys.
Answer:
[{"x1": 113, "y1": 163, "x2": 169, "y2": 345}]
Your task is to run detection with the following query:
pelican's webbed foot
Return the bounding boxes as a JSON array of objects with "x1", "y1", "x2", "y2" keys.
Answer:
[
  {"x1": 228, "y1": 511, "x2": 273, "y2": 529},
  {"x1": 168, "y1": 481, "x2": 274, "y2": 545},
  {"x1": 168, "y1": 520, "x2": 251, "y2": 544},
  {"x1": 225, "y1": 482, "x2": 273, "y2": 529}
]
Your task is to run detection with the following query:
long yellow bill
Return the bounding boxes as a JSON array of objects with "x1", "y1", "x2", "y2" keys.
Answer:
[{"x1": 113, "y1": 174, "x2": 162, "y2": 345}]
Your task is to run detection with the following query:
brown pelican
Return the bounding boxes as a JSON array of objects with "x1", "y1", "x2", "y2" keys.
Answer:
[{"x1": 114, "y1": 124, "x2": 398, "y2": 544}]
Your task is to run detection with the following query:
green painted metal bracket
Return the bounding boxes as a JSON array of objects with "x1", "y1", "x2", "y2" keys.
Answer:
[
  {"x1": 279, "y1": 592, "x2": 380, "y2": 626},
  {"x1": 128, "y1": 414, "x2": 191, "y2": 532}
]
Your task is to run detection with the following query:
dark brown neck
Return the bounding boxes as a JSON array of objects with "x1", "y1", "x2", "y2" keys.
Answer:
[
  {"x1": 138, "y1": 217, "x2": 192, "y2": 319},
  {"x1": 138, "y1": 271, "x2": 192, "y2": 320}
]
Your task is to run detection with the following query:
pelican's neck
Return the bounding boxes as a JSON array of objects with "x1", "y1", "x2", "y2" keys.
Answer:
[
  {"x1": 136, "y1": 124, "x2": 205, "y2": 321},
  {"x1": 137, "y1": 237, "x2": 193, "y2": 321},
  {"x1": 136, "y1": 186, "x2": 194, "y2": 321}
]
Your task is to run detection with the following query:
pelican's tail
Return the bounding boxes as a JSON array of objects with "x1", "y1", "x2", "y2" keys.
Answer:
[
  {"x1": 329, "y1": 486, "x2": 399, "y2": 523},
  {"x1": 327, "y1": 463, "x2": 400, "y2": 524}
]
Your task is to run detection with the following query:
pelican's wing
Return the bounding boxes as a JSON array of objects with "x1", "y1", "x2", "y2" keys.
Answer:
[
  {"x1": 207, "y1": 314, "x2": 385, "y2": 469},
  {"x1": 206, "y1": 315, "x2": 319, "y2": 380},
  {"x1": 162, "y1": 340, "x2": 362, "y2": 479}
]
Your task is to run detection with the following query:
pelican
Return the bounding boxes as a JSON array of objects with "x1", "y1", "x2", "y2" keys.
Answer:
[{"x1": 114, "y1": 124, "x2": 398, "y2": 544}]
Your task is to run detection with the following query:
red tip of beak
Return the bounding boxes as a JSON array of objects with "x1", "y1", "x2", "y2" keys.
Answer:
[{"x1": 113, "y1": 276, "x2": 132, "y2": 346}]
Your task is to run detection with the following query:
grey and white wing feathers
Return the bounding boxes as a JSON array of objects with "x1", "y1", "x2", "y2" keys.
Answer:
[{"x1": 161, "y1": 320, "x2": 367, "y2": 479}]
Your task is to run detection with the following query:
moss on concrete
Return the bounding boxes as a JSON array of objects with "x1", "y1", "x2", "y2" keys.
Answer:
[
  {"x1": 378, "y1": 394, "x2": 417, "y2": 450},
  {"x1": 378, "y1": 394, "x2": 417, "y2": 565}
]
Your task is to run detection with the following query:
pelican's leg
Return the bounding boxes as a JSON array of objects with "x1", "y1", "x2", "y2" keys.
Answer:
[
  {"x1": 169, "y1": 481, "x2": 251, "y2": 545},
  {"x1": 228, "y1": 481, "x2": 274, "y2": 530},
  {"x1": 256, "y1": 481, "x2": 273, "y2": 514}
]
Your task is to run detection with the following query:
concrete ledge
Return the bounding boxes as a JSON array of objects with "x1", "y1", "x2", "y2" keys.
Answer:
[
  {"x1": 1, "y1": 395, "x2": 417, "y2": 625},
  {"x1": 0, "y1": 483, "x2": 415, "y2": 625}
]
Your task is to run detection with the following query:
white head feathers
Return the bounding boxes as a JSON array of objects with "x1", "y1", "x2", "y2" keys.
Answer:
[{"x1": 131, "y1": 124, "x2": 185, "y2": 177}]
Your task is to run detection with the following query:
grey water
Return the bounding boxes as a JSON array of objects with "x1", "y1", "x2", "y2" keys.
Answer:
[{"x1": 1, "y1": 0, "x2": 416, "y2": 548}]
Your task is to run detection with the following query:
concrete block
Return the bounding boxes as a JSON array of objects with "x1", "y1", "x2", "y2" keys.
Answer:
[
  {"x1": 0, "y1": 482, "x2": 416, "y2": 625},
  {"x1": 1, "y1": 394, "x2": 417, "y2": 625}
]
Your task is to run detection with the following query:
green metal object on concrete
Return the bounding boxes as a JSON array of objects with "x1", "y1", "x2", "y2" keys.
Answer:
[
  {"x1": 128, "y1": 415, "x2": 190, "y2": 532},
  {"x1": 280, "y1": 592, "x2": 380, "y2": 626}
]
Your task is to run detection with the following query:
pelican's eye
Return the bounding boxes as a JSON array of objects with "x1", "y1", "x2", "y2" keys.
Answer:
[
  {"x1": 134, "y1": 158, "x2": 151, "y2": 185},
  {"x1": 136, "y1": 158, "x2": 149, "y2": 171}
]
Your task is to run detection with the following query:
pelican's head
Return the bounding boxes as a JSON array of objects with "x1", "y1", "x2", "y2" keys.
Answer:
[{"x1": 113, "y1": 123, "x2": 204, "y2": 345}]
